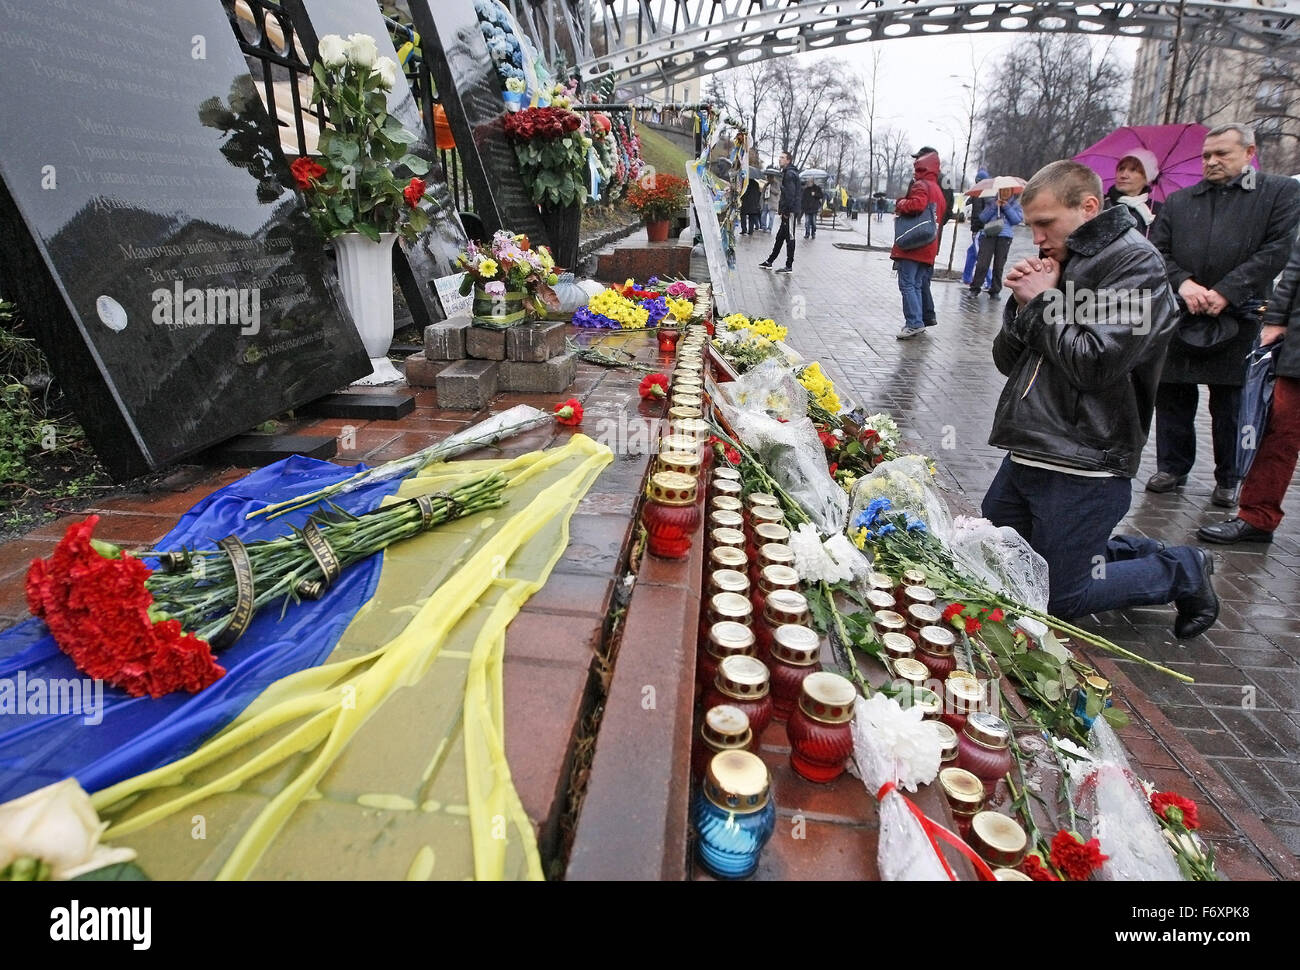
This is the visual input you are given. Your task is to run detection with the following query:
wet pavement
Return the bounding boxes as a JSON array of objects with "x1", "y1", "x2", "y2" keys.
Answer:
[{"x1": 733, "y1": 216, "x2": 1300, "y2": 861}]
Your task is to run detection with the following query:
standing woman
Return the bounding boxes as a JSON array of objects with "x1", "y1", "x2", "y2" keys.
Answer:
[
  {"x1": 740, "y1": 174, "x2": 762, "y2": 235},
  {"x1": 968, "y1": 186, "x2": 1024, "y2": 299},
  {"x1": 1104, "y1": 149, "x2": 1161, "y2": 235}
]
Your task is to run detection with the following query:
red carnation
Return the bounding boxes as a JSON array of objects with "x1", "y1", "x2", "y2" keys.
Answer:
[
  {"x1": 639, "y1": 373, "x2": 669, "y2": 399},
  {"x1": 725, "y1": 447, "x2": 742, "y2": 466},
  {"x1": 1049, "y1": 830, "x2": 1108, "y2": 881},
  {"x1": 1019, "y1": 853, "x2": 1060, "y2": 881},
  {"x1": 964, "y1": 616, "x2": 982, "y2": 635},
  {"x1": 403, "y1": 177, "x2": 427, "y2": 208},
  {"x1": 828, "y1": 463, "x2": 838, "y2": 477},
  {"x1": 942, "y1": 602, "x2": 965, "y2": 623},
  {"x1": 988, "y1": 607, "x2": 1005, "y2": 623},
  {"x1": 1151, "y1": 791, "x2": 1200, "y2": 830},
  {"x1": 818, "y1": 430, "x2": 839, "y2": 451},
  {"x1": 290, "y1": 156, "x2": 326, "y2": 189},
  {"x1": 554, "y1": 398, "x2": 584, "y2": 426}
]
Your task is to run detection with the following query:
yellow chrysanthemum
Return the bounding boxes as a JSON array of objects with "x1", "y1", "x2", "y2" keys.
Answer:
[
  {"x1": 478, "y1": 258, "x2": 499, "y2": 277},
  {"x1": 668, "y1": 297, "x2": 694, "y2": 322}
]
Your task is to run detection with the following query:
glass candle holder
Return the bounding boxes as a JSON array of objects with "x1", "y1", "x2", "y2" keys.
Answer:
[
  {"x1": 707, "y1": 568, "x2": 751, "y2": 602},
  {"x1": 865, "y1": 589, "x2": 897, "y2": 616},
  {"x1": 756, "y1": 589, "x2": 810, "y2": 659},
  {"x1": 872, "y1": 610, "x2": 908, "y2": 643},
  {"x1": 750, "y1": 541, "x2": 795, "y2": 585},
  {"x1": 969, "y1": 811, "x2": 1028, "y2": 870},
  {"x1": 655, "y1": 450, "x2": 702, "y2": 479},
  {"x1": 899, "y1": 567, "x2": 928, "y2": 589},
  {"x1": 745, "y1": 491, "x2": 780, "y2": 514},
  {"x1": 940, "y1": 676, "x2": 985, "y2": 734},
  {"x1": 702, "y1": 655, "x2": 773, "y2": 741},
  {"x1": 710, "y1": 495, "x2": 744, "y2": 517},
  {"x1": 751, "y1": 522, "x2": 791, "y2": 549},
  {"x1": 710, "y1": 478, "x2": 742, "y2": 503},
  {"x1": 697, "y1": 621, "x2": 757, "y2": 697},
  {"x1": 766, "y1": 624, "x2": 822, "y2": 721},
  {"x1": 672, "y1": 393, "x2": 703, "y2": 410},
  {"x1": 787, "y1": 671, "x2": 857, "y2": 782},
  {"x1": 880, "y1": 631, "x2": 916, "y2": 663},
  {"x1": 691, "y1": 705, "x2": 752, "y2": 781},
  {"x1": 657, "y1": 325, "x2": 680, "y2": 354},
  {"x1": 932, "y1": 721, "x2": 960, "y2": 765},
  {"x1": 713, "y1": 466, "x2": 742, "y2": 484},
  {"x1": 939, "y1": 766, "x2": 986, "y2": 841},
  {"x1": 709, "y1": 529, "x2": 747, "y2": 555},
  {"x1": 668, "y1": 405, "x2": 703, "y2": 423},
  {"x1": 867, "y1": 571, "x2": 895, "y2": 593},
  {"x1": 915, "y1": 624, "x2": 957, "y2": 679},
  {"x1": 708, "y1": 545, "x2": 748, "y2": 579},
  {"x1": 957, "y1": 713, "x2": 1014, "y2": 798},
  {"x1": 906, "y1": 604, "x2": 944, "y2": 644},
  {"x1": 693, "y1": 750, "x2": 777, "y2": 879},
  {"x1": 751, "y1": 563, "x2": 799, "y2": 625},
  {"x1": 892, "y1": 657, "x2": 930, "y2": 692},
  {"x1": 642, "y1": 471, "x2": 700, "y2": 560},
  {"x1": 659, "y1": 433, "x2": 700, "y2": 458},
  {"x1": 898, "y1": 584, "x2": 938, "y2": 614},
  {"x1": 708, "y1": 509, "x2": 745, "y2": 535}
]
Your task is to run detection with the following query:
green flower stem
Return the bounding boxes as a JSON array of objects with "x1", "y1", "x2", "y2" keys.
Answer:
[{"x1": 818, "y1": 581, "x2": 873, "y2": 698}]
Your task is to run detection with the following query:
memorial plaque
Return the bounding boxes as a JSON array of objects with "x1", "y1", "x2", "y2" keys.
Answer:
[
  {"x1": 407, "y1": 0, "x2": 549, "y2": 244},
  {"x1": 686, "y1": 162, "x2": 740, "y2": 316},
  {"x1": 0, "y1": 0, "x2": 370, "y2": 480},
  {"x1": 287, "y1": 0, "x2": 469, "y2": 328}
]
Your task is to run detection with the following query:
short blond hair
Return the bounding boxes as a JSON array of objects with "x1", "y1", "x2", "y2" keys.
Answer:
[{"x1": 1022, "y1": 160, "x2": 1103, "y2": 209}]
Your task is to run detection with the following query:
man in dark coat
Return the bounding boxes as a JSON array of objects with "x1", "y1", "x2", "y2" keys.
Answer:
[
  {"x1": 1199, "y1": 229, "x2": 1300, "y2": 544},
  {"x1": 739, "y1": 174, "x2": 762, "y2": 235},
  {"x1": 982, "y1": 160, "x2": 1218, "y2": 637},
  {"x1": 1146, "y1": 124, "x2": 1300, "y2": 506},
  {"x1": 802, "y1": 180, "x2": 824, "y2": 239},
  {"x1": 760, "y1": 151, "x2": 802, "y2": 274}
]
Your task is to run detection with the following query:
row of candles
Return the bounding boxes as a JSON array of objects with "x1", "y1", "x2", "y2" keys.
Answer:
[{"x1": 643, "y1": 325, "x2": 1033, "y2": 879}]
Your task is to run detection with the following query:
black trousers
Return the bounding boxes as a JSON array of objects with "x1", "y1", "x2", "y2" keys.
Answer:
[
  {"x1": 741, "y1": 212, "x2": 761, "y2": 234},
  {"x1": 766, "y1": 213, "x2": 796, "y2": 267},
  {"x1": 1155, "y1": 382, "x2": 1243, "y2": 488},
  {"x1": 971, "y1": 235, "x2": 1013, "y2": 295}
]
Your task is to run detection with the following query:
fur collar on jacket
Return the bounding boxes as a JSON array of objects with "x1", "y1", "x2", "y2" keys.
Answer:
[{"x1": 1066, "y1": 204, "x2": 1138, "y2": 258}]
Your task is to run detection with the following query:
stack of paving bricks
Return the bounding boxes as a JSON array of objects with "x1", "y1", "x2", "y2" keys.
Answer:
[{"x1": 404, "y1": 316, "x2": 576, "y2": 410}]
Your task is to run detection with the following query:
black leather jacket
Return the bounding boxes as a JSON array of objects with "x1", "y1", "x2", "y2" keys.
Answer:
[
  {"x1": 989, "y1": 205, "x2": 1180, "y2": 477},
  {"x1": 778, "y1": 165, "x2": 802, "y2": 215}
]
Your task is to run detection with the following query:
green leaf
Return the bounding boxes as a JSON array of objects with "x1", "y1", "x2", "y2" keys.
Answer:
[
  {"x1": 1041, "y1": 631, "x2": 1072, "y2": 663},
  {"x1": 333, "y1": 201, "x2": 354, "y2": 226},
  {"x1": 355, "y1": 222, "x2": 381, "y2": 242},
  {"x1": 1100, "y1": 707, "x2": 1130, "y2": 728},
  {"x1": 70, "y1": 861, "x2": 150, "y2": 881},
  {"x1": 1036, "y1": 676, "x2": 1062, "y2": 702},
  {"x1": 399, "y1": 153, "x2": 430, "y2": 175},
  {"x1": 981, "y1": 620, "x2": 1017, "y2": 662},
  {"x1": 1016, "y1": 651, "x2": 1062, "y2": 680}
]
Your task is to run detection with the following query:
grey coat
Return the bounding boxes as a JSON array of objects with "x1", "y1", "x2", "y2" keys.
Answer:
[
  {"x1": 1264, "y1": 230, "x2": 1300, "y2": 380},
  {"x1": 1148, "y1": 171, "x2": 1300, "y2": 385}
]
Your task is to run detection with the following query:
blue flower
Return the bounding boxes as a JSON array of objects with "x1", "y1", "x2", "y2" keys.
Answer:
[
  {"x1": 878, "y1": 523, "x2": 897, "y2": 536},
  {"x1": 905, "y1": 515, "x2": 926, "y2": 533}
]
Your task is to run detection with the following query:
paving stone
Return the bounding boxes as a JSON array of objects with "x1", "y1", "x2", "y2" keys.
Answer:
[
  {"x1": 1210, "y1": 759, "x2": 1300, "y2": 823},
  {"x1": 506, "y1": 322, "x2": 567, "y2": 362},
  {"x1": 498, "y1": 353, "x2": 578, "y2": 394},
  {"x1": 402, "y1": 351, "x2": 452, "y2": 387},
  {"x1": 435, "y1": 359, "x2": 498, "y2": 410},
  {"x1": 1177, "y1": 728, "x2": 1248, "y2": 759},
  {"x1": 465, "y1": 324, "x2": 508, "y2": 361},
  {"x1": 424, "y1": 317, "x2": 470, "y2": 360}
]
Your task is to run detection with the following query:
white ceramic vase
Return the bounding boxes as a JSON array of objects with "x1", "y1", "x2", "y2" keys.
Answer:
[{"x1": 332, "y1": 231, "x2": 403, "y2": 385}]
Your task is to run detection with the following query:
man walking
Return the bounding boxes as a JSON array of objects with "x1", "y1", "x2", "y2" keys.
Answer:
[
  {"x1": 982, "y1": 160, "x2": 1218, "y2": 638},
  {"x1": 1146, "y1": 123, "x2": 1300, "y2": 506},
  {"x1": 760, "y1": 151, "x2": 801, "y2": 274},
  {"x1": 1199, "y1": 229, "x2": 1300, "y2": 545},
  {"x1": 893, "y1": 148, "x2": 948, "y2": 339},
  {"x1": 802, "y1": 179, "x2": 824, "y2": 239}
]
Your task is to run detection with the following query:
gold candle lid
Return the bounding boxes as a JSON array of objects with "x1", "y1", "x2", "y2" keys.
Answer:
[
  {"x1": 920, "y1": 624, "x2": 957, "y2": 653},
  {"x1": 709, "y1": 527, "x2": 746, "y2": 550},
  {"x1": 1085, "y1": 674, "x2": 1111, "y2": 693},
  {"x1": 646, "y1": 471, "x2": 696, "y2": 507},
  {"x1": 763, "y1": 588, "x2": 809, "y2": 626},
  {"x1": 703, "y1": 749, "x2": 770, "y2": 814},
  {"x1": 931, "y1": 720, "x2": 959, "y2": 758},
  {"x1": 753, "y1": 522, "x2": 791, "y2": 545},
  {"x1": 710, "y1": 495, "x2": 744, "y2": 514},
  {"x1": 913, "y1": 687, "x2": 941, "y2": 719},
  {"x1": 901, "y1": 568, "x2": 928, "y2": 587},
  {"x1": 946, "y1": 676, "x2": 985, "y2": 714},
  {"x1": 709, "y1": 509, "x2": 745, "y2": 531},
  {"x1": 874, "y1": 610, "x2": 908, "y2": 633},
  {"x1": 903, "y1": 585, "x2": 937, "y2": 605},
  {"x1": 758, "y1": 563, "x2": 800, "y2": 592},
  {"x1": 707, "y1": 620, "x2": 757, "y2": 658},
  {"x1": 709, "y1": 568, "x2": 751, "y2": 596},
  {"x1": 880, "y1": 631, "x2": 915, "y2": 660},
  {"x1": 656, "y1": 451, "x2": 702, "y2": 476},
  {"x1": 908, "y1": 603, "x2": 943, "y2": 629},
  {"x1": 659, "y1": 432, "x2": 700, "y2": 454},
  {"x1": 994, "y1": 868, "x2": 1033, "y2": 881},
  {"x1": 708, "y1": 592, "x2": 753, "y2": 623},
  {"x1": 672, "y1": 394, "x2": 703, "y2": 410},
  {"x1": 868, "y1": 571, "x2": 895, "y2": 591},
  {"x1": 711, "y1": 478, "x2": 742, "y2": 499},
  {"x1": 750, "y1": 506, "x2": 785, "y2": 528},
  {"x1": 771, "y1": 624, "x2": 821, "y2": 666},
  {"x1": 746, "y1": 491, "x2": 780, "y2": 509},
  {"x1": 971, "y1": 811, "x2": 1027, "y2": 861},
  {"x1": 798, "y1": 670, "x2": 857, "y2": 724},
  {"x1": 668, "y1": 405, "x2": 703, "y2": 421},
  {"x1": 894, "y1": 657, "x2": 929, "y2": 685},
  {"x1": 709, "y1": 545, "x2": 748, "y2": 570},
  {"x1": 939, "y1": 766, "x2": 986, "y2": 807},
  {"x1": 716, "y1": 654, "x2": 770, "y2": 699},
  {"x1": 701, "y1": 704, "x2": 751, "y2": 749},
  {"x1": 674, "y1": 417, "x2": 712, "y2": 440},
  {"x1": 713, "y1": 466, "x2": 742, "y2": 483},
  {"x1": 758, "y1": 542, "x2": 795, "y2": 567},
  {"x1": 866, "y1": 589, "x2": 897, "y2": 612},
  {"x1": 963, "y1": 712, "x2": 1011, "y2": 749}
]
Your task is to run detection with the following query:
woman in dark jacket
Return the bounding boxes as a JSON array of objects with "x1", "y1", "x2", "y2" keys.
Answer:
[
  {"x1": 1199, "y1": 228, "x2": 1300, "y2": 544},
  {"x1": 740, "y1": 176, "x2": 762, "y2": 235},
  {"x1": 1102, "y1": 149, "x2": 1161, "y2": 236}
]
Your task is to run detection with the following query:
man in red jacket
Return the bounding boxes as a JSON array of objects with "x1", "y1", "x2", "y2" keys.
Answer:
[{"x1": 893, "y1": 148, "x2": 948, "y2": 339}]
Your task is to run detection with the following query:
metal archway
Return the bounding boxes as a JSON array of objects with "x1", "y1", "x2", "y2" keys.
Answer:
[{"x1": 505, "y1": 1, "x2": 1300, "y2": 91}]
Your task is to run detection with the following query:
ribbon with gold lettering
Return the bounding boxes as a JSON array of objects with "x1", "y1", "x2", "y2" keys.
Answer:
[{"x1": 209, "y1": 535, "x2": 256, "y2": 650}]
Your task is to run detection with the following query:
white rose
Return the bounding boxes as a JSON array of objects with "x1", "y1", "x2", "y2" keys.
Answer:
[
  {"x1": 0, "y1": 778, "x2": 136, "y2": 879},
  {"x1": 371, "y1": 56, "x2": 399, "y2": 91},
  {"x1": 317, "y1": 34, "x2": 347, "y2": 68},
  {"x1": 346, "y1": 33, "x2": 378, "y2": 69}
]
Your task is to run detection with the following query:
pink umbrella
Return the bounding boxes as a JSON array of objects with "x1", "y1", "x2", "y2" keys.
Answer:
[{"x1": 1074, "y1": 124, "x2": 1259, "y2": 204}]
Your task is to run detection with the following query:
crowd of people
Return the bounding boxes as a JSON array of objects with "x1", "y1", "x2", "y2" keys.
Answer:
[{"x1": 889, "y1": 124, "x2": 1300, "y2": 638}]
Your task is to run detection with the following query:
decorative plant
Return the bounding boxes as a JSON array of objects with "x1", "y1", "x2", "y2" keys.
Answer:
[
  {"x1": 292, "y1": 33, "x2": 438, "y2": 243},
  {"x1": 502, "y1": 107, "x2": 591, "y2": 208},
  {"x1": 627, "y1": 172, "x2": 690, "y2": 222}
]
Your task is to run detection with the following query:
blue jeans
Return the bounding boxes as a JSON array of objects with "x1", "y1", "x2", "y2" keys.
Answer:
[
  {"x1": 896, "y1": 259, "x2": 934, "y2": 330},
  {"x1": 981, "y1": 456, "x2": 1205, "y2": 619},
  {"x1": 961, "y1": 231, "x2": 994, "y2": 287},
  {"x1": 804, "y1": 211, "x2": 817, "y2": 237},
  {"x1": 760, "y1": 206, "x2": 773, "y2": 231}
]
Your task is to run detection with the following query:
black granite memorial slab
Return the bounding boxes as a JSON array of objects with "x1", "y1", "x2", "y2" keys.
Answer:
[
  {"x1": 211, "y1": 433, "x2": 338, "y2": 466},
  {"x1": 285, "y1": 0, "x2": 469, "y2": 328},
  {"x1": 0, "y1": 0, "x2": 370, "y2": 481},
  {"x1": 407, "y1": 0, "x2": 549, "y2": 244},
  {"x1": 301, "y1": 391, "x2": 415, "y2": 420}
]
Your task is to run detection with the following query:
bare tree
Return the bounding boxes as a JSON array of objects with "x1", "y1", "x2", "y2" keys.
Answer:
[
  {"x1": 874, "y1": 127, "x2": 913, "y2": 197},
  {"x1": 763, "y1": 57, "x2": 861, "y2": 169},
  {"x1": 977, "y1": 35, "x2": 1129, "y2": 177}
]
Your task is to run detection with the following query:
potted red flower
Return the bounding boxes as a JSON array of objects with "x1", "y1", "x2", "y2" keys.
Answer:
[{"x1": 627, "y1": 172, "x2": 691, "y2": 242}]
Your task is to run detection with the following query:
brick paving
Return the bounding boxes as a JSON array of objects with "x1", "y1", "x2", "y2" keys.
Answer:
[{"x1": 731, "y1": 218, "x2": 1300, "y2": 868}]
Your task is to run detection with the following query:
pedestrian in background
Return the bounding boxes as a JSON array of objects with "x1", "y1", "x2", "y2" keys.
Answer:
[
  {"x1": 1104, "y1": 149, "x2": 1162, "y2": 236},
  {"x1": 760, "y1": 150, "x2": 802, "y2": 274},
  {"x1": 1146, "y1": 123, "x2": 1300, "y2": 507},
  {"x1": 740, "y1": 174, "x2": 762, "y2": 235},
  {"x1": 1199, "y1": 230, "x2": 1300, "y2": 545},
  {"x1": 802, "y1": 179, "x2": 825, "y2": 239},
  {"x1": 892, "y1": 148, "x2": 948, "y2": 339},
  {"x1": 760, "y1": 175, "x2": 776, "y2": 233},
  {"x1": 968, "y1": 186, "x2": 1024, "y2": 299},
  {"x1": 962, "y1": 166, "x2": 992, "y2": 287}
]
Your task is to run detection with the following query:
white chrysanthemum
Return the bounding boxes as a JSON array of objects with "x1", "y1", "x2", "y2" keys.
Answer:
[
  {"x1": 371, "y1": 56, "x2": 399, "y2": 91},
  {"x1": 852, "y1": 693, "x2": 943, "y2": 792},
  {"x1": 789, "y1": 523, "x2": 851, "y2": 584},
  {"x1": 863, "y1": 412, "x2": 901, "y2": 449},
  {"x1": 317, "y1": 34, "x2": 348, "y2": 68},
  {"x1": 346, "y1": 33, "x2": 378, "y2": 68}
]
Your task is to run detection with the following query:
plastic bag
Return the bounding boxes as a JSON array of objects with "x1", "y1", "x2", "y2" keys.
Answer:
[
  {"x1": 1075, "y1": 720, "x2": 1185, "y2": 881},
  {"x1": 849, "y1": 455, "x2": 953, "y2": 543},
  {"x1": 947, "y1": 515, "x2": 1050, "y2": 613},
  {"x1": 717, "y1": 358, "x2": 807, "y2": 420}
]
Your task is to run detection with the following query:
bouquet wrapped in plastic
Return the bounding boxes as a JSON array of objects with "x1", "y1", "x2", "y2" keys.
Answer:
[
  {"x1": 947, "y1": 515, "x2": 1050, "y2": 613},
  {"x1": 849, "y1": 455, "x2": 952, "y2": 543}
]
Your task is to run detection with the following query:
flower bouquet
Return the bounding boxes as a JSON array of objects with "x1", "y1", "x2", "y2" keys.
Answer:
[
  {"x1": 502, "y1": 106, "x2": 591, "y2": 210},
  {"x1": 572, "y1": 280, "x2": 670, "y2": 330},
  {"x1": 456, "y1": 230, "x2": 560, "y2": 326},
  {"x1": 26, "y1": 474, "x2": 508, "y2": 698},
  {"x1": 627, "y1": 172, "x2": 690, "y2": 240}
]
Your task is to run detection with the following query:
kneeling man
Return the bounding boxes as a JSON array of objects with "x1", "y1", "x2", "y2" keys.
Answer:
[{"x1": 981, "y1": 160, "x2": 1218, "y2": 638}]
